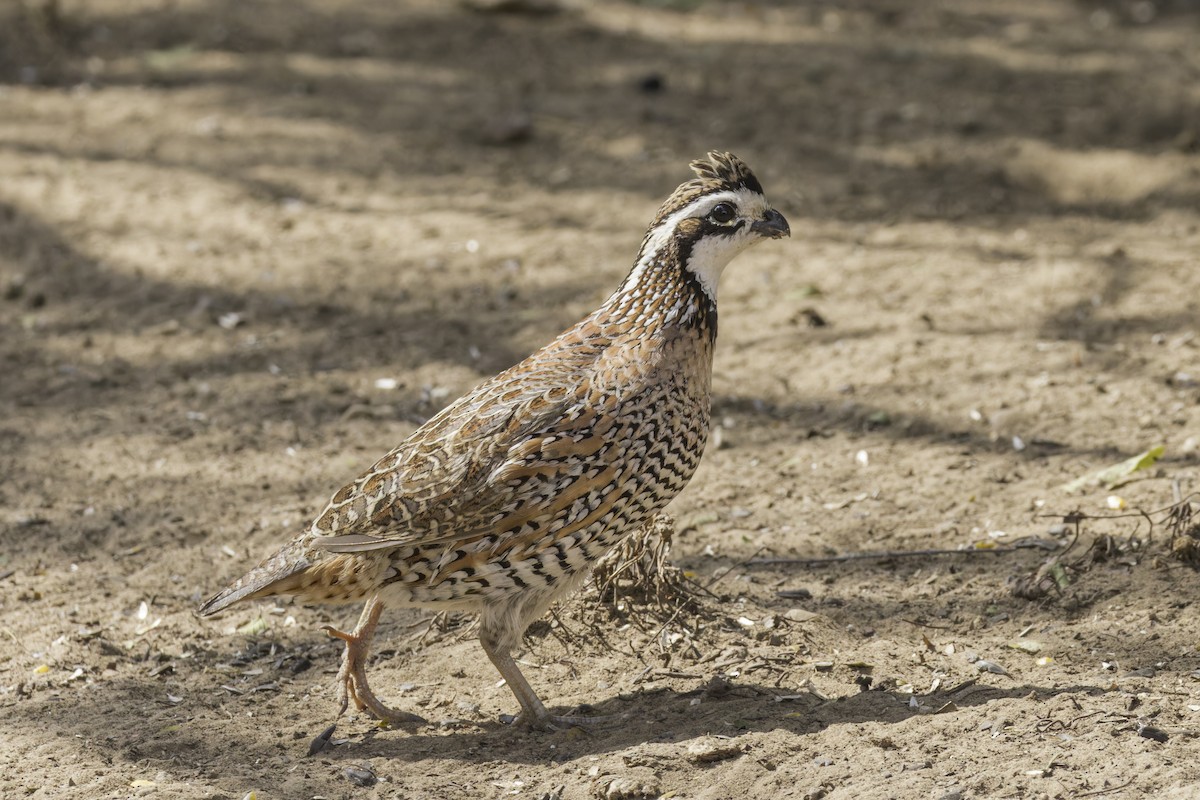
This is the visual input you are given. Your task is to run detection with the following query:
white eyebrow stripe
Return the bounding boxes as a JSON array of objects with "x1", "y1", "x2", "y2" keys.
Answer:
[
  {"x1": 633, "y1": 188, "x2": 764, "y2": 275},
  {"x1": 673, "y1": 189, "x2": 743, "y2": 221}
]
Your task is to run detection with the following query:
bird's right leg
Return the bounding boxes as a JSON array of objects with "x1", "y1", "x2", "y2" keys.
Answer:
[{"x1": 322, "y1": 596, "x2": 426, "y2": 725}]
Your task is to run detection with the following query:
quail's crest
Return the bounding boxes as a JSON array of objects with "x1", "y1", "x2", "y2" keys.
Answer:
[{"x1": 689, "y1": 151, "x2": 764, "y2": 194}]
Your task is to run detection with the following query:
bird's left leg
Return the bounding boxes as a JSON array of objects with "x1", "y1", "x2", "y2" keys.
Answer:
[
  {"x1": 481, "y1": 633, "x2": 624, "y2": 731},
  {"x1": 322, "y1": 596, "x2": 426, "y2": 725}
]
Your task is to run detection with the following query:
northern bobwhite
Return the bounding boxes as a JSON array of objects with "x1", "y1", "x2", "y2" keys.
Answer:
[{"x1": 198, "y1": 152, "x2": 790, "y2": 730}]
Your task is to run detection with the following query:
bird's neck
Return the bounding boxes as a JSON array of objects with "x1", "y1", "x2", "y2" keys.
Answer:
[{"x1": 599, "y1": 246, "x2": 718, "y2": 343}]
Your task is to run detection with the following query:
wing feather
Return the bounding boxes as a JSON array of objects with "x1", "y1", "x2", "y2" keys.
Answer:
[{"x1": 307, "y1": 332, "x2": 621, "y2": 554}]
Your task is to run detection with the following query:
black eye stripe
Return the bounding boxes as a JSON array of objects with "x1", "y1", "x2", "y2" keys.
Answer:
[{"x1": 696, "y1": 219, "x2": 744, "y2": 237}]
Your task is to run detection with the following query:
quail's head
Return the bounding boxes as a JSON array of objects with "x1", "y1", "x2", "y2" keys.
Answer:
[{"x1": 640, "y1": 152, "x2": 790, "y2": 299}]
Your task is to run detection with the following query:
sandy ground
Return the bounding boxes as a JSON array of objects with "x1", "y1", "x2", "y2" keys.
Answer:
[{"x1": 3, "y1": 1, "x2": 1200, "y2": 798}]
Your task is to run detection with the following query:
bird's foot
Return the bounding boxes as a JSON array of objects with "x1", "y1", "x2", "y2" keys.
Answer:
[
  {"x1": 322, "y1": 623, "x2": 426, "y2": 726},
  {"x1": 500, "y1": 708, "x2": 627, "y2": 732}
]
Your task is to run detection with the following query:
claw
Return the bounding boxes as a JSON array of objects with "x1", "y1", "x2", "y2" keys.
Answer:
[{"x1": 324, "y1": 599, "x2": 427, "y2": 726}]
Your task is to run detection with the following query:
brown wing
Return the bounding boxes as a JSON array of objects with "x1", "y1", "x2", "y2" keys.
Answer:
[{"x1": 306, "y1": 329, "x2": 623, "y2": 553}]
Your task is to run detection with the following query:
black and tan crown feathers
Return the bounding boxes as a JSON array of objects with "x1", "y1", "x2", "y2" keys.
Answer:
[
  {"x1": 649, "y1": 151, "x2": 765, "y2": 230},
  {"x1": 689, "y1": 151, "x2": 764, "y2": 194}
]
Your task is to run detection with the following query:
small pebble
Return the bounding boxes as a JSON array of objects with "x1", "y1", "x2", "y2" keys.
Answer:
[
  {"x1": 593, "y1": 774, "x2": 660, "y2": 800},
  {"x1": 343, "y1": 764, "x2": 377, "y2": 787},
  {"x1": 217, "y1": 312, "x2": 244, "y2": 330},
  {"x1": 1121, "y1": 667, "x2": 1156, "y2": 679},
  {"x1": 687, "y1": 740, "x2": 742, "y2": 764},
  {"x1": 1138, "y1": 724, "x2": 1169, "y2": 743},
  {"x1": 638, "y1": 73, "x2": 664, "y2": 93}
]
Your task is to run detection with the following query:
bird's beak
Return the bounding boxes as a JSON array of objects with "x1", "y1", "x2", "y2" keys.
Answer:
[{"x1": 750, "y1": 208, "x2": 790, "y2": 239}]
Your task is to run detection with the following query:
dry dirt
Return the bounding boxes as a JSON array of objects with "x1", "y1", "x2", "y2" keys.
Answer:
[{"x1": 3, "y1": 1, "x2": 1200, "y2": 798}]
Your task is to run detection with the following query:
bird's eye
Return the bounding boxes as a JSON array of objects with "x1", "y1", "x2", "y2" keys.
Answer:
[{"x1": 709, "y1": 203, "x2": 736, "y2": 224}]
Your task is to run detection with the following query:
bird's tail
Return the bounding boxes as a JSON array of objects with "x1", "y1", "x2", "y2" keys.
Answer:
[{"x1": 196, "y1": 539, "x2": 313, "y2": 617}]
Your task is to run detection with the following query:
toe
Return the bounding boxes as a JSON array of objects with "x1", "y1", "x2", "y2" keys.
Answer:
[
  {"x1": 321, "y1": 625, "x2": 355, "y2": 644},
  {"x1": 502, "y1": 709, "x2": 623, "y2": 731}
]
